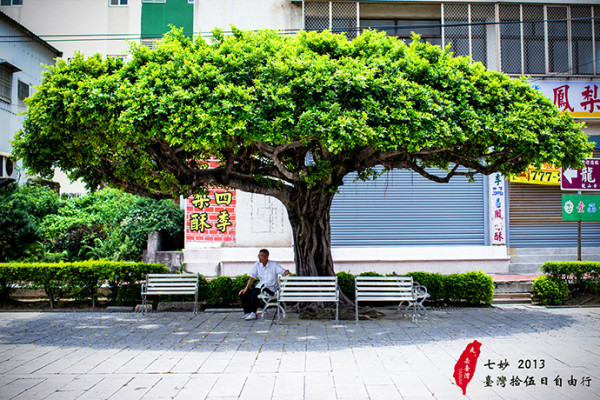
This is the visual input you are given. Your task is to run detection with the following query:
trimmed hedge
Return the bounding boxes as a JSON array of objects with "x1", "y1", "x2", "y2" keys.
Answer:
[
  {"x1": 1, "y1": 263, "x2": 495, "y2": 308},
  {"x1": 540, "y1": 261, "x2": 600, "y2": 289},
  {"x1": 534, "y1": 261, "x2": 600, "y2": 305},
  {"x1": 0, "y1": 261, "x2": 168, "y2": 308},
  {"x1": 532, "y1": 276, "x2": 568, "y2": 306},
  {"x1": 336, "y1": 270, "x2": 494, "y2": 305}
]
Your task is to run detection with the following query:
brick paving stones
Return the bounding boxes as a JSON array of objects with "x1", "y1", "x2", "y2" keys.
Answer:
[{"x1": 0, "y1": 305, "x2": 599, "y2": 399}]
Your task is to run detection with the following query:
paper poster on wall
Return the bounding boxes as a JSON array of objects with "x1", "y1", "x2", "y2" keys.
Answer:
[{"x1": 489, "y1": 173, "x2": 506, "y2": 245}]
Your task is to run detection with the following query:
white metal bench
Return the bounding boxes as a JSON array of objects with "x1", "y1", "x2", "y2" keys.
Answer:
[
  {"x1": 257, "y1": 286, "x2": 286, "y2": 319},
  {"x1": 354, "y1": 276, "x2": 419, "y2": 323},
  {"x1": 276, "y1": 276, "x2": 339, "y2": 323},
  {"x1": 407, "y1": 283, "x2": 431, "y2": 318},
  {"x1": 141, "y1": 273, "x2": 200, "y2": 314}
]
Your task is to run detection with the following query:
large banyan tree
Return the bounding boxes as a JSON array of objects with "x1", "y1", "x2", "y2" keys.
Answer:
[{"x1": 14, "y1": 28, "x2": 592, "y2": 277}]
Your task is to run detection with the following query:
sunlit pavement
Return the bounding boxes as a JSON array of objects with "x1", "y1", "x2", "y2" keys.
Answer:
[{"x1": 0, "y1": 305, "x2": 599, "y2": 400}]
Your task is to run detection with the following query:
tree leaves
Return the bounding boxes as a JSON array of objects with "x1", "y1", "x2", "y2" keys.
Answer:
[{"x1": 14, "y1": 27, "x2": 592, "y2": 200}]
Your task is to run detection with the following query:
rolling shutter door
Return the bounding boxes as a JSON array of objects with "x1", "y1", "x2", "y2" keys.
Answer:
[
  {"x1": 508, "y1": 183, "x2": 600, "y2": 248},
  {"x1": 331, "y1": 168, "x2": 485, "y2": 247}
]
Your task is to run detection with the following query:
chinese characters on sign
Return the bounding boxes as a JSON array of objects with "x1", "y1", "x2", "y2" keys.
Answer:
[
  {"x1": 561, "y1": 159, "x2": 600, "y2": 191},
  {"x1": 533, "y1": 81, "x2": 600, "y2": 118},
  {"x1": 509, "y1": 163, "x2": 561, "y2": 186},
  {"x1": 562, "y1": 194, "x2": 600, "y2": 222},
  {"x1": 489, "y1": 174, "x2": 506, "y2": 245},
  {"x1": 186, "y1": 188, "x2": 236, "y2": 243}
]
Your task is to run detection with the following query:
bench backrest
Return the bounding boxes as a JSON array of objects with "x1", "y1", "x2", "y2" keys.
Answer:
[
  {"x1": 355, "y1": 276, "x2": 414, "y2": 302},
  {"x1": 278, "y1": 276, "x2": 339, "y2": 302},
  {"x1": 145, "y1": 273, "x2": 199, "y2": 295}
]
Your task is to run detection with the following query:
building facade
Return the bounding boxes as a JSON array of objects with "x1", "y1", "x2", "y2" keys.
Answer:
[
  {"x1": 2, "y1": 1, "x2": 598, "y2": 274},
  {"x1": 0, "y1": 0, "x2": 193, "y2": 194},
  {"x1": 0, "y1": 11, "x2": 61, "y2": 187}
]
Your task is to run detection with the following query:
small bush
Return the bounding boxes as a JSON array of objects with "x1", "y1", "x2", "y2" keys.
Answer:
[
  {"x1": 533, "y1": 276, "x2": 568, "y2": 306},
  {"x1": 540, "y1": 261, "x2": 600, "y2": 291},
  {"x1": 206, "y1": 276, "x2": 236, "y2": 306},
  {"x1": 406, "y1": 272, "x2": 446, "y2": 302},
  {"x1": 358, "y1": 271, "x2": 383, "y2": 277},
  {"x1": 336, "y1": 271, "x2": 355, "y2": 300}
]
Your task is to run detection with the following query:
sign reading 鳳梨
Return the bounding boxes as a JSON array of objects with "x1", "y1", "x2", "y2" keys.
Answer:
[{"x1": 532, "y1": 81, "x2": 600, "y2": 118}]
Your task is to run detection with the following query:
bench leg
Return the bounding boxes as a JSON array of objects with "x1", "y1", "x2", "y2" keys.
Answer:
[{"x1": 277, "y1": 300, "x2": 281, "y2": 324}]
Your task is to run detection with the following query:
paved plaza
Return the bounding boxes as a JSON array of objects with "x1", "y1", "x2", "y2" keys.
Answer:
[{"x1": 0, "y1": 305, "x2": 599, "y2": 400}]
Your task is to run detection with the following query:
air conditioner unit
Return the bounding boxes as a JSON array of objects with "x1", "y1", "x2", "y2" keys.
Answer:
[
  {"x1": 0, "y1": 154, "x2": 17, "y2": 180},
  {"x1": 140, "y1": 38, "x2": 158, "y2": 50}
]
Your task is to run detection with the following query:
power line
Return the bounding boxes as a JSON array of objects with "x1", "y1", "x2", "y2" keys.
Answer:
[
  {"x1": 0, "y1": 17, "x2": 599, "y2": 43},
  {"x1": 1, "y1": 16, "x2": 599, "y2": 78}
]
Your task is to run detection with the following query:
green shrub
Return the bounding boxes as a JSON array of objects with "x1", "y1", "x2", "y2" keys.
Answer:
[
  {"x1": 0, "y1": 261, "x2": 168, "y2": 307},
  {"x1": 197, "y1": 274, "x2": 209, "y2": 302},
  {"x1": 357, "y1": 271, "x2": 383, "y2": 277},
  {"x1": 533, "y1": 276, "x2": 568, "y2": 306},
  {"x1": 207, "y1": 276, "x2": 236, "y2": 306},
  {"x1": 336, "y1": 271, "x2": 355, "y2": 301},
  {"x1": 0, "y1": 183, "x2": 59, "y2": 262},
  {"x1": 460, "y1": 271, "x2": 494, "y2": 304},
  {"x1": 540, "y1": 261, "x2": 600, "y2": 291},
  {"x1": 406, "y1": 272, "x2": 446, "y2": 302}
]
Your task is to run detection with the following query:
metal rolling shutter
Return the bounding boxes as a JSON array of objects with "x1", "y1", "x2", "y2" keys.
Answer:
[
  {"x1": 330, "y1": 168, "x2": 486, "y2": 247},
  {"x1": 508, "y1": 183, "x2": 600, "y2": 248}
]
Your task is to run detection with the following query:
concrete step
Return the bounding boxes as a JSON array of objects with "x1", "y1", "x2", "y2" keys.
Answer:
[
  {"x1": 494, "y1": 281, "x2": 533, "y2": 294},
  {"x1": 510, "y1": 255, "x2": 583, "y2": 264},
  {"x1": 509, "y1": 263, "x2": 544, "y2": 274},
  {"x1": 508, "y1": 247, "x2": 600, "y2": 275},
  {"x1": 492, "y1": 293, "x2": 532, "y2": 304},
  {"x1": 508, "y1": 247, "x2": 600, "y2": 258}
]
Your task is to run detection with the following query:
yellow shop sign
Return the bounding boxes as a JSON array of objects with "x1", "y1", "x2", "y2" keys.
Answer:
[{"x1": 509, "y1": 164, "x2": 561, "y2": 185}]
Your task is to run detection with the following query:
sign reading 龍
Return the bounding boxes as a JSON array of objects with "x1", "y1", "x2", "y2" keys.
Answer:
[{"x1": 561, "y1": 159, "x2": 600, "y2": 191}]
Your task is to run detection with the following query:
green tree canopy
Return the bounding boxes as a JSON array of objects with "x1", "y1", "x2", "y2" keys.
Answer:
[{"x1": 14, "y1": 27, "x2": 592, "y2": 278}]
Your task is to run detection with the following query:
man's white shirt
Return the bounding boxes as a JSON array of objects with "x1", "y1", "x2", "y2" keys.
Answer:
[{"x1": 249, "y1": 260, "x2": 286, "y2": 291}]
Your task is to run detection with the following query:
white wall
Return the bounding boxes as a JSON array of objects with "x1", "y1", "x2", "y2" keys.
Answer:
[
  {"x1": 1, "y1": 0, "x2": 142, "y2": 59},
  {"x1": 0, "y1": 14, "x2": 60, "y2": 182},
  {"x1": 194, "y1": 0, "x2": 302, "y2": 34}
]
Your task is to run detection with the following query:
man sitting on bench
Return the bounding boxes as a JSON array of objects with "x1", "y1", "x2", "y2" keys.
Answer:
[{"x1": 238, "y1": 248, "x2": 291, "y2": 320}]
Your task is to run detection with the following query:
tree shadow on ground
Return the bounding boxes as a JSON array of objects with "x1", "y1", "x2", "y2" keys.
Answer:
[{"x1": 0, "y1": 305, "x2": 591, "y2": 355}]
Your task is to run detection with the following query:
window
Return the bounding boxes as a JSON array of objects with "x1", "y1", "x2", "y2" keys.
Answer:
[
  {"x1": 188, "y1": 0, "x2": 194, "y2": 3},
  {"x1": 361, "y1": 19, "x2": 441, "y2": 46},
  {"x1": 109, "y1": 0, "x2": 127, "y2": 6},
  {"x1": 0, "y1": 65, "x2": 12, "y2": 103},
  {"x1": 17, "y1": 80, "x2": 29, "y2": 102},
  {"x1": 140, "y1": 38, "x2": 159, "y2": 50},
  {"x1": 108, "y1": 55, "x2": 128, "y2": 62},
  {"x1": 0, "y1": 0, "x2": 23, "y2": 6},
  {"x1": 443, "y1": 3, "x2": 598, "y2": 76},
  {"x1": 522, "y1": 5, "x2": 545, "y2": 75},
  {"x1": 142, "y1": 0, "x2": 165, "y2": 3},
  {"x1": 305, "y1": 1, "x2": 358, "y2": 40}
]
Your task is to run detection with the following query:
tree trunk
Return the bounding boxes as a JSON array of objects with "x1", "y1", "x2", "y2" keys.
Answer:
[
  {"x1": 285, "y1": 188, "x2": 337, "y2": 278},
  {"x1": 282, "y1": 185, "x2": 355, "y2": 311}
]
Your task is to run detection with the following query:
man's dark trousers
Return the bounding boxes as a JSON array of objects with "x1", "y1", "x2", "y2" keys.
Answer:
[{"x1": 240, "y1": 287, "x2": 274, "y2": 314}]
